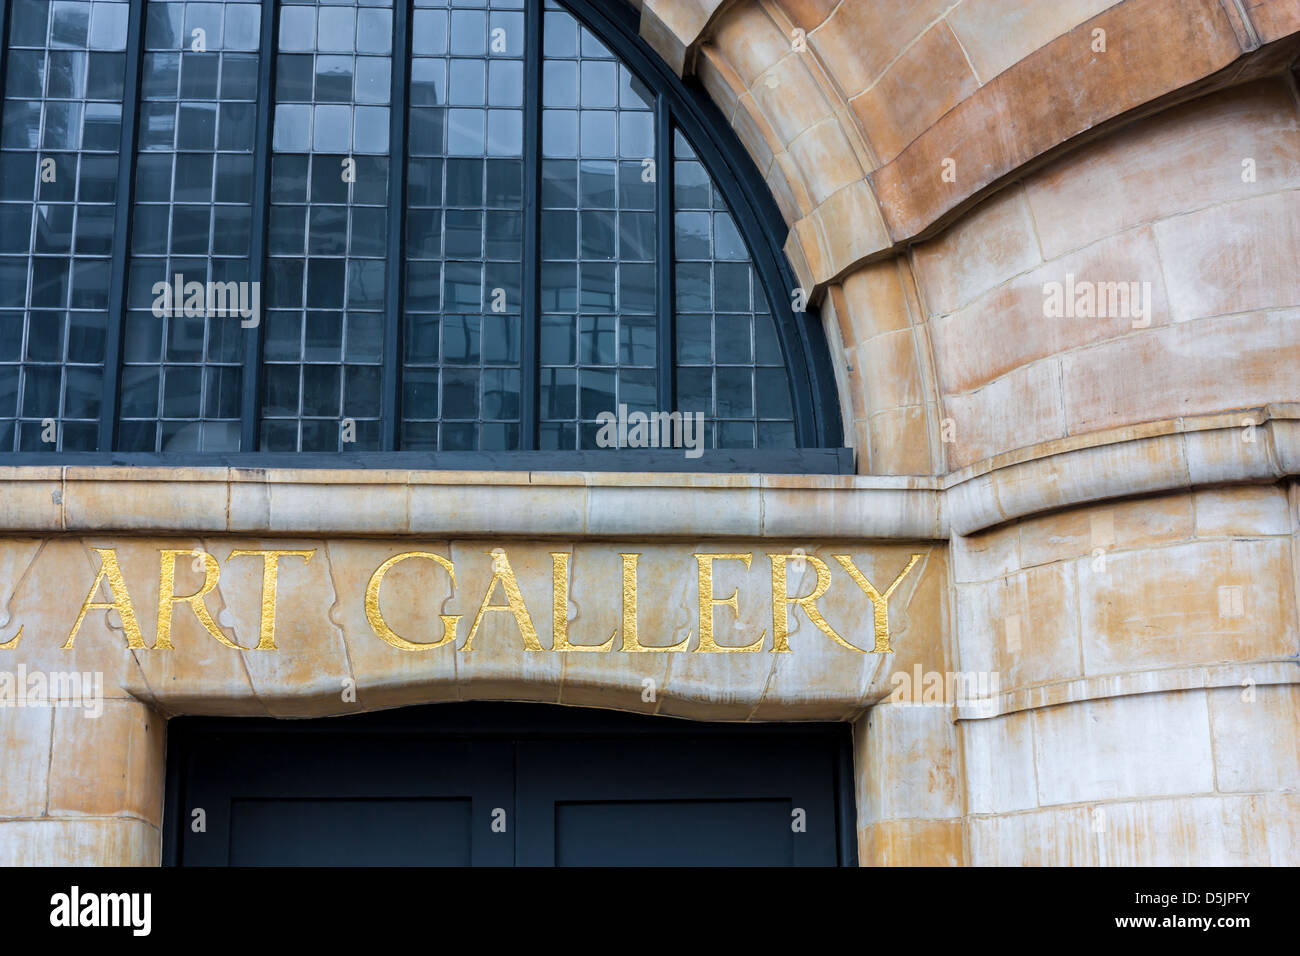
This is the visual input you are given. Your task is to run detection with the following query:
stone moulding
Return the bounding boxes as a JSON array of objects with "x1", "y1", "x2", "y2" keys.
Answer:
[
  {"x1": 953, "y1": 660, "x2": 1300, "y2": 723},
  {"x1": 0, "y1": 405, "x2": 1295, "y2": 541},
  {"x1": 867, "y1": 5, "x2": 1300, "y2": 254},
  {"x1": 639, "y1": 0, "x2": 736, "y2": 76},
  {"x1": 655, "y1": 0, "x2": 1300, "y2": 296},
  {"x1": 943, "y1": 404, "x2": 1300, "y2": 536}
]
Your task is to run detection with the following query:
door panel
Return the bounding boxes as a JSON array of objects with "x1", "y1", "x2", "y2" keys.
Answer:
[
  {"x1": 178, "y1": 733, "x2": 515, "y2": 866},
  {"x1": 166, "y1": 704, "x2": 852, "y2": 866},
  {"x1": 554, "y1": 800, "x2": 794, "y2": 866},
  {"x1": 229, "y1": 798, "x2": 473, "y2": 866},
  {"x1": 515, "y1": 737, "x2": 840, "y2": 866}
]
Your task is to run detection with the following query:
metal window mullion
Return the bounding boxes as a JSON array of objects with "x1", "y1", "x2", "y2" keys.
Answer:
[
  {"x1": 654, "y1": 94, "x2": 674, "y2": 415},
  {"x1": 0, "y1": 0, "x2": 13, "y2": 447},
  {"x1": 520, "y1": 0, "x2": 542, "y2": 450},
  {"x1": 0, "y1": 0, "x2": 12, "y2": 110},
  {"x1": 380, "y1": 0, "x2": 410, "y2": 451},
  {"x1": 97, "y1": 0, "x2": 147, "y2": 453},
  {"x1": 239, "y1": 0, "x2": 280, "y2": 453}
]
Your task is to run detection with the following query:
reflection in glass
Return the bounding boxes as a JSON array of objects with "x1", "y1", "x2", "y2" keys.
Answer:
[
  {"x1": 538, "y1": 2, "x2": 655, "y2": 450},
  {"x1": 116, "y1": 0, "x2": 263, "y2": 452},
  {"x1": 402, "y1": 0, "x2": 525, "y2": 451},
  {"x1": 0, "y1": 0, "x2": 130, "y2": 451},
  {"x1": 673, "y1": 129, "x2": 795, "y2": 450},
  {"x1": 263, "y1": 0, "x2": 390, "y2": 452},
  {"x1": 0, "y1": 0, "x2": 810, "y2": 456}
]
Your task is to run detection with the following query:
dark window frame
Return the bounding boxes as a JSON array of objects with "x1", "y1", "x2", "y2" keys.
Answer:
[{"x1": 0, "y1": 0, "x2": 848, "y2": 473}]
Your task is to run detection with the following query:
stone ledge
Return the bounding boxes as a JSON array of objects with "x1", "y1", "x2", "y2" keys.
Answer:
[
  {"x1": 3, "y1": 467, "x2": 946, "y2": 541},
  {"x1": 3, "y1": 407, "x2": 1294, "y2": 540},
  {"x1": 954, "y1": 659, "x2": 1300, "y2": 721},
  {"x1": 942, "y1": 405, "x2": 1300, "y2": 535}
]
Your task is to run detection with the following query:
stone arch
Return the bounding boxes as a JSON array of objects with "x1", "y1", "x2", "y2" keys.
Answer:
[{"x1": 634, "y1": 0, "x2": 1300, "y2": 479}]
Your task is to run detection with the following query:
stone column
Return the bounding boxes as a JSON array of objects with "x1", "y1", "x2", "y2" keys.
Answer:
[{"x1": 0, "y1": 698, "x2": 165, "y2": 866}]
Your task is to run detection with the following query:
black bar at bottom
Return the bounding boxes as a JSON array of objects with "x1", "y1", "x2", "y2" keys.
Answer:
[{"x1": 3, "y1": 863, "x2": 1282, "y2": 943}]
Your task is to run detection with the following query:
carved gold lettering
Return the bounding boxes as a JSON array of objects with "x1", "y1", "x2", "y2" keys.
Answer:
[
  {"x1": 550, "y1": 552, "x2": 615, "y2": 652},
  {"x1": 832, "y1": 553, "x2": 924, "y2": 653},
  {"x1": 693, "y1": 553, "x2": 764, "y2": 653},
  {"x1": 617, "y1": 553, "x2": 688, "y2": 652},
  {"x1": 768, "y1": 553, "x2": 838, "y2": 653},
  {"x1": 64, "y1": 548, "x2": 147, "y2": 649},
  {"x1": 43, "y1": 542, "x2": 928, "y2": 660},
  {"x1": 365, "y1": 552, "x2": 461, "y2": 651},
  {"x1": 463, "y1": 550, "x2": 542, "y2": 652},
  {"x1": 155, "y1": 549, "x2": 238, "y2": 650},
  {"x1": 226, "y1": 549, "x2": 314, "y2": 650}
]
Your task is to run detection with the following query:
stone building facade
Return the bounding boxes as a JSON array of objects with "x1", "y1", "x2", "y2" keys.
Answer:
[{"x1": 1, "y1": 0, "x2": 1298, "y2": 865}]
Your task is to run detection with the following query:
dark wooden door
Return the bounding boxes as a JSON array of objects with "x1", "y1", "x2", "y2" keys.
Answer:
[{"x1": 165, "y1": 704, "x2": 854, "y2": 867}]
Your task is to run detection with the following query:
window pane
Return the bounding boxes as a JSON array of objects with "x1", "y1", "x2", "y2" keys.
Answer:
[
  {"x1": 401, "y1": 0, "x2": 525, "y2": 451},
  {"x1": 117, "y1": 1, "x2": 261, "y2": 453},
  {"x1": 264, "y1": 0, "x2": 389, "y2": 452},
  {"x1": 0, "y1": 0, "x2": 813, "y2": 459},
  {"x1": 0, "y1": 0, "x2": 128, "y2": 451},
  {"x1": 672, "y1": 128, "x2": 795, "y2": 451},
  {"x1": 539, "y1": 6, "x2": 655, "y2": 450}
]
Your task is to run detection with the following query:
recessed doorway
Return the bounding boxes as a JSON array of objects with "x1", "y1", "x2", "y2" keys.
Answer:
[{"x1": 164, "y1": 703, "x2": 856, "y2": 866}]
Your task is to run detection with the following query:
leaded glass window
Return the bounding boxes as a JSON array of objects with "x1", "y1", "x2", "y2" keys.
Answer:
[
  {"x1": 673, "y1": 129, "x2": 794, "y2": 450},
  {"x1": 119, "y1": 0, "x2": 260, "y2": 452},
  {"x1": 537, "y1": 3, "x2": 656, "y2": 450},
  {"x1": 0, "y1": 0, "x2": 831, "y2": 460},
  {"x1": 262, "y1": 0, "x2": 390, "y2": 452},
  {"x1": 0, "y1": 0, "x2": 128, "y2": 451},
  {"x1": 401, "y1": 0, "x2": 525, "y2": 452}
]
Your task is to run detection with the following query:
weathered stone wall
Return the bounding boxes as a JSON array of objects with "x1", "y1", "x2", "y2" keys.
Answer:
[
  {"x1": 947, "y1": 483, "x2": 1300, "y2": 865},
  {"x1": 649, "y1": 0, "x2": 1300, "y2": 865}
]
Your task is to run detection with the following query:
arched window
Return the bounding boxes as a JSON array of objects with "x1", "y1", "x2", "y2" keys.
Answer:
[{"x1": 0, "y1": 0, "x2": 844, "y2": 468}]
